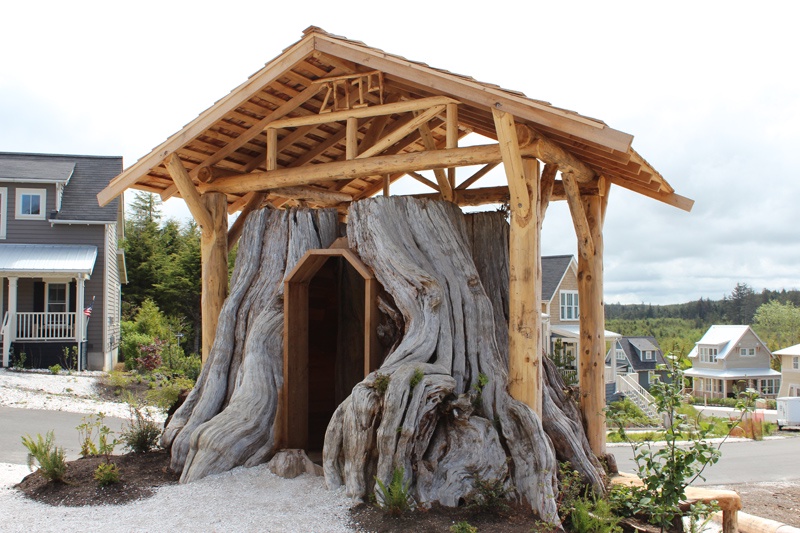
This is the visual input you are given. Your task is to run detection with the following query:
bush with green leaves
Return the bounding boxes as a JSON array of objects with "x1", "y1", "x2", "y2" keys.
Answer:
[
  {"x1": 466, "y1": 473, "x2": 513, "y2": 515},
  {"x1": 121, "y1": 403, "x2": 162, "y2": 453},
  {"x1": 21, "y1": 431, "x2": 67, "y2": 482},
  {"x1": 557, "y1": 462, "x2": 621, "y2": 533},
  {"x1": 608, "y1": 359, "x2": 751, "y2": 531},
  {"x1": 449, "y1": 522, "x2": 477, "y2": 533},
  {"x1": 607, "y1": 397, "x2": 656, "y2": 427},
  {"x1": 76, "y1": 413, "x2": 118, "y2": 460},
  {"x1": 145, "y1": 376, "x2": 194, "y2": 410},
  {"x1": 48, "y1": 364, "x2": 61, "y2": 375},
  {"x1": 94, "y1": 462, "x2": 120, "y2": 486},
  {"x1": 374, "y1": 467, "x2": 415, "y2": 515}
]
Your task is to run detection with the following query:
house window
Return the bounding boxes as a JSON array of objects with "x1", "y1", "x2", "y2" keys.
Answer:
[
  {"x1": 0, "y1": 187, "x2": 7, "y2": 238},
  {"x1": 740, "y1": 348, "x2": 755, "y2": 357},
  {"x1": 16, "y1": 188, "x2": 46, "y2": 220},
  {"x1": 648, "y1": 370, "x2": 659, "y2": 384},
  {"x1": 615, "y1": 348, "x2": 626, "y2": 361},
  {"x1": 560, "y1": 290, "x2": 579, "y2": 321},
  {"x1": 46, "y1": 283, "x2": 68, "y2": 313},
  {"x1": 642, "y1": 350, "x2": 655, "y2": 361},
  {"x1": 700, "y1": 347, "x2": 718, "y2": 363},
  {"x1": 793, "y1": 356, "x2": 799, "y2": 370},
  {"x1": 760, "y1": 379, "x2": 778, "y2": 395}
]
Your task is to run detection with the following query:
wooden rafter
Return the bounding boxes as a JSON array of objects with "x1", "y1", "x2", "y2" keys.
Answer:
[
  {"x1": 165, "y1": 154, "x2": 213, "y2": 231},
  {"x1": 562, "y1": 171, "x2": 595, "y2": 261}
]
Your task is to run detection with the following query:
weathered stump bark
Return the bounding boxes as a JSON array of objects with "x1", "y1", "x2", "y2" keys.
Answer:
[
  {"x1": 163, "y1": 197, "x2": 603, "y2": 527},
  {"x1": 161, "y1": 207, "x2": 337, "y2": 482}
]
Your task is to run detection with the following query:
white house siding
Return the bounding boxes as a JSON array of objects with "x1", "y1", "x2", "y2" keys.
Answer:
[
  {"x1": 778, "y1": 353, "x2": 800, "y2": 397},
  {"x1": 104, "y1": 223, "x2": 121, "y2": 370},
  {"x1": 723, "y1": 330, "x2": 771, "y2": 370}
]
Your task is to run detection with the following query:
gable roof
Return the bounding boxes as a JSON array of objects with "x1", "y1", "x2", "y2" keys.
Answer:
[
  {"x1": 542, "y1": 255, "x2": 575, "y2": 302},
  {"x1": 0, "y1": 152, "x2": 122, "y2": 223},
  {"x1": 613, "y1": 336, "x2": 666, "y2": 371},
  {"x1": 774, "y1": 343, "x2": 800, "y2": 357},
  {"x1": 97, "y1": 27, "x2": 692, "y2": 214},
  {"x1": 687, "y1": 325, "x2": 770, "y2": 360}
]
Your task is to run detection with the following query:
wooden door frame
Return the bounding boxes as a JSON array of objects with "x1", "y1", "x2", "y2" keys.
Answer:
[{"x1": 279, "y1": 248, "x2": 380, "y2": 450}]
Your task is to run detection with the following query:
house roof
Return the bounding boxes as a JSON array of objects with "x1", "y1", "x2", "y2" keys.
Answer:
[
  {"x1": 684, "y1": 367, "x2": 782, "y2": 379},
  {"x1": 687, "y1": 325, "x2": 769, "y2": 360},
  {"x1": 542, "y1": 255, "x2": 574, "y2": 302},
  {"x1": 0, "y1": 244, "x2": 97, "y2": 277},
  {"x1": 0, "y1": 152, "x2": 122, "y2": 223},
  {"x1": 97, "y1": 27, "x2": 692, "y2": 215},
  {"x1": 774, "y1": 343, "x2": 800, "y2": 356},
  {"x1": 551, "y1": 324, "x2": 621, "y2": 341},
  {"x1": 611, "y1": 336, "x2": 666, "y2": 372}
]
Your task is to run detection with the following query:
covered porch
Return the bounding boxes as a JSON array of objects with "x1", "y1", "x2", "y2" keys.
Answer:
[
  {"x1": 685, "y1": 368, "x2": 783, "y2": 399},
  {"x1": 0, "y1": 244, "x2": 96, "y2": 369}
]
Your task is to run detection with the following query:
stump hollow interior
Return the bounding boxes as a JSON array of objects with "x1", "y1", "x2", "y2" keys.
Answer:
[{"x1": 282, "y1": 248, "x2": 380, "y2": 453}]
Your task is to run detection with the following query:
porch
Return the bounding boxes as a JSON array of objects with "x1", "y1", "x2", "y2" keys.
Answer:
[{"x1": 686, "y1": 374, "x2": 782, "y2": 399}]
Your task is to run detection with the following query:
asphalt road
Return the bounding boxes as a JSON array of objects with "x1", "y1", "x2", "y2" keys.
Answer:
[
  {"x1": 610, "y1": 433, "x2": 800, "y2": 486},
  {"x1": 0, "y1": 406, "x2": 127, "y2": 464}
]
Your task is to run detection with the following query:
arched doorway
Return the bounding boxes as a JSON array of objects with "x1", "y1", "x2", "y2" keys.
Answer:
[{"x1": 281, "y1": 246, "x2": 380, "y2": 455}]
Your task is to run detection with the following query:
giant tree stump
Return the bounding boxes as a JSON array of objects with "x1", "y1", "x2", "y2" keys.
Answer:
[{"x1": 162, "y1": 197, "x2": 604, "y2": 527}]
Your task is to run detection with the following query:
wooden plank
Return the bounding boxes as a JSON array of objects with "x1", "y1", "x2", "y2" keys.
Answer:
[
  {"x1": 357, "y1": 105, "x2": 444, "y2": 160},
  {"x1": 407, "y1": 171, "x2": 440, "y2": 191},
  {"x1": 97, "y1": 37, "x2": 317, "y2": 206},
  {"x1": 577, "y1": 193, "x2": 606, "y2": 456},
  {"x1": 446, "y1": 102, "x2": 458, "y2": 188},
  {"x1": 199, "y1": 142, "x2": 544, "y2": 195},
  {"x1": 383, "y1": 174, "x2": 390, "y2": 196},
  {"x1": 346, "y1": 117, "x2": 359, "y2": 160},
  {"x1": 492, "y1": 109, "x2": 531, "y2": 217},
  {"x1": 165, "y1": 154, "x2": 214, "y2": 231},
  {"x1": 283, "y1": 280, "x2": 309, "y2": 449},
  {"x1": 269, "y1": 186, "x2": 352, "y2": 204},
  {"x1": 455, "y1": 162, "x2": 498, "y2": 190},
  {"x1": 507, "y1": 158, "x2": 542, "y2": 415},
  {"x1": 266, "y1": 128, "x2": 278, "y2": 171},
  {"x1": 200, "y1": 192, "x2": 229, "y2": 364},
  {"x1": 607, "y1": 175, "x2": 694, "y2": 212},
  {"x1": 562, "y1": 171, "x2": 595, "y2": 261},
  {"x1": 358, "y1": 93, "x2": 401, "y2": 151}
]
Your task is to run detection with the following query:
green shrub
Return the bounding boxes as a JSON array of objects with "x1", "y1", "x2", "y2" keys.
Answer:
[
  {"x1": 374, "y1": 467, "x2": 414, "y2": 515},
  {"x1": 607, "y1": 398, "x2": 656, "y2": 427},
  {"x1": 466, "y1": 474, "x2": 513, "y2": 515},
  {"x1": 569, "y1": 497, "x2": 621, "y2": 533},
  {"x1": 450, "y1": 521, "x2": 477, "y2": 533},
  {"x1": 121, "y1": 403, "x2": 162, "y2": 453},
  {"x1": 21, "y1": 431, "x2": 67, "y2": 482},
  {"x1": 48, "y1": 364, "x2": 62, "y2": 375},
  {"x1": 76, "y1": 413, "x2": 118, "y2": 459},
  {"x1": 94, "y1": 462, "x2": 120, "y2": 486},
  {"x1": 105, "y1": 371, "x2": 132, "y2": 395},
  {"x1": 145, "y1": 376, "x2": 194, "y2": 410}
]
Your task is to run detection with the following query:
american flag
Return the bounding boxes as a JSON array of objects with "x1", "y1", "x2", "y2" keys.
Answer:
[{"x1": 84, "y1": 302, "x2": 93, "y2": 317}]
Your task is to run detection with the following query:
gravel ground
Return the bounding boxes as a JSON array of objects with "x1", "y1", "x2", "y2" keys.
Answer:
[{"x1": 0, "y1": 369, "x2": 356, "y2": 532}]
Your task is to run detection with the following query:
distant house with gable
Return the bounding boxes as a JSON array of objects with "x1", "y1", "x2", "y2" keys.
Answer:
[
  {"x1": 774, "y1": 343, "x2": 800, "y2": 397},
  {"x1": 0, "y1": 152, "x2": 125, "y2": 371},
  {"x1": 606, "y1": 336, "x2": 669, "y2": 392},
  {"x1": 685, "y1": 325, "x2": 781, "y2": 399}
]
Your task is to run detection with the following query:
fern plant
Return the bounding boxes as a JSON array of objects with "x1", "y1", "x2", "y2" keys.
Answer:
[
  {"x1": 374, "y1": 467, "x2": 414, "y2": 515},
  {"x1": 21, "y1": 431, "x2": 67, "y2": 482}
]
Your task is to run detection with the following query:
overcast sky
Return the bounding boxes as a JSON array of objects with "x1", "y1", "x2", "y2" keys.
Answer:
[{"x1": 2, "y1": 1, "x2": 798, "y2": 305}]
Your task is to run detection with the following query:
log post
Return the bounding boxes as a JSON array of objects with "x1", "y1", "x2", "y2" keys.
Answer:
[
  {"x1": 201, "y1": 191, "x2": 229, "y2": 364},
  {"x1": 577, "y1": 192, "x2": 606, "y2": 456},
  {"x1": 492, "y1": 108, "x2": 542, "y2": 415}
]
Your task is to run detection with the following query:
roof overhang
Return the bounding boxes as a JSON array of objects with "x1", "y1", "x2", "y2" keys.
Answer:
[
  {"x1": 551, "y1": 324, "x2": 621, "y2": 341},
  {"x1": 684, "y1": 367, "x2": 782, "y2": 379},
  {"x1": 97, "y1": 27, "x2": 693, "y2": 217},
  {"x1": 0, "y1": 244, "x2": 97, "y2": 278}
]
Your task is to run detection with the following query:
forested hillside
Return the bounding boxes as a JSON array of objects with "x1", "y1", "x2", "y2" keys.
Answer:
[{"x1": 606, "y1": 283, "x2": 800, "y2": 363}]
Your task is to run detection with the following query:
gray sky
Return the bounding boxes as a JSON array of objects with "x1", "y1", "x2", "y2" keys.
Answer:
[{"x1": 2, "y1": 1, "x2": 798, "y2": 304}]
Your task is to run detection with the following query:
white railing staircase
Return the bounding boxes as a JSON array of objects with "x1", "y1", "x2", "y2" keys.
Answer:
[{"x1": 616, "y1": 373, "x2": 659, "y2": 419}]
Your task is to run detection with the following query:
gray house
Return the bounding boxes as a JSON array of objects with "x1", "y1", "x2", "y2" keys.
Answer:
[
  {"x1": 0, "y1": 152, "x2": 125, "y2": 371},
  {"x1": 606, "y1": 336, "x2": 668, "y2": 391}
]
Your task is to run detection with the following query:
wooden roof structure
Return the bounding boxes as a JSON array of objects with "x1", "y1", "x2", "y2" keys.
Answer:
[{"x1": 98, "y1": 26, "x2": 692, "y2": 218}]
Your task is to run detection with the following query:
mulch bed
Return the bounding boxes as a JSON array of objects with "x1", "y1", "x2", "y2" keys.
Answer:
[{"x1": 16, "y1": 450, "x2": 178, "y2": 506}]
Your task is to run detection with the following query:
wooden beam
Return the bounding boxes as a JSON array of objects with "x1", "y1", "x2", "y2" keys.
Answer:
[
  {"x1": 266, "y1": 128, "x2": 278, "y2": 171},
  {"x1": 266, "y1": 95, "x2": 457, "y2": 130},
  {"x1": 346, "y1": 117, "x2": 358, "y2": 160},
  {"x1": 201, "y1": 192, "x2": 229, "y2": 364},
  {"x1": 358, "y1": 105, "x2": 444, "y2": 160},
  {"x1": 383, "y1": 175, "x2": 390, "y2": 196},
  {"x1": 577, "y1": 193, "x2": 606, "y2": 456},
  {"x1": 199, "y1": 142, "x2": 544, "y2": 196},
  {"x1": 492, "y1": 109, "x2": 531, "y2": 217},
  {"x1": 507, "y1": 158, "x2": 542, "y2": 415},
  {"x1": 455, "y1": 163, "x2": 498, "y2": 190},
  {"x1": 607, "y1": 175, "x2": 694, "y2": 212},
  {"x1": 446, "y1": 102, "x2": 458, "y2": 188},
  {"x1": 268, "y1": 186, "x2": 352, "y2": 204},
  {"x1": 165, "y1": 154, "x2": 214, "y2": 231},
  {"x1": 539, "y1": 163, "x2": 557, "y2": 220},
  {"x1": 562, "y1": 171, "x2": 595, "y2": 261},
  {"x1": 418, "y1": 120, "x2": 453, "y2": 202},
  {"x1": 407, "y1": 171, "x2": 441, "y2": 191}
]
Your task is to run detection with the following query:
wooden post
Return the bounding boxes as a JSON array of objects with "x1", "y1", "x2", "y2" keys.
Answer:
[
  {"x1": 201, "y1": 192, "x2": 229, "y2": 364},
  {"x1": 493, "y1": 107, "x2": 542, "y2": 415},
  {"x1": 577, "y1": 192, "x2": 606, "y2": 455}
]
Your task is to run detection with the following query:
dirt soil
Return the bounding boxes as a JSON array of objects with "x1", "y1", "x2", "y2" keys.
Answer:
[{"x1": 16, "y1": 451, "x2": 800, "y2": 530}]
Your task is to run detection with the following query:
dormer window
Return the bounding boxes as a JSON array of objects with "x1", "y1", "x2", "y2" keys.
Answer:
[
  {"x1": 615, "y1": 348, "x2": 626, "y2": 361},
  {"x1": 699, "y1": 346, "x2": 718, "y2": 363},
  {"x1": 16, "y1": 188, "x2": 46, "y2": 220},
  {"x1": 642, "y1": 350, "x2": 655, "y2": 361}
]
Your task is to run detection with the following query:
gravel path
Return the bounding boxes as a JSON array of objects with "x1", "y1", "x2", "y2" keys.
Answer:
[{"x1": 0, "y1": 369, "x2": 357, "y2": 532}]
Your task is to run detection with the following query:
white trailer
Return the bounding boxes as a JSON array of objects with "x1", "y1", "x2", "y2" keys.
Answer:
[{"x1": 776, "y1": 397, "x2": 800, "y2": 428}]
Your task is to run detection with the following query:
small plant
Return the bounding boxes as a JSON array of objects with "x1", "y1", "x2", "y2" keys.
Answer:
[
  {"x1": 569, "y1": 497, "x2": 621, "y2": 533},
  {"x1": 145, "y1": 376, "x2": 194, "y2": 410},
  {"x1": 136, "y1": 338, "x2": 165, "y2": 372},
  {"x1": 94, "y1": 462, "x2": 121, "y2": 486},
  {"x1": 409, "y1": 368, "x2": 424, "y2": 390},
  {"x1": 374, "y1": 467, "x2": 415, "y2": 515},
  {"x1": 450, "y1": 521, "x2": 477, "y2": 533},
  {"x1": 471, "y1": 372, "x2": 490, "y2": 409},
  {"x1": 373, "y1": 373, "x2": 391, "y2": 397},
  {"x1": 60, "y1": 345, "x2": 79, "y2": 373},
  {"x1": 105, "y1": 371, "x2": 132, "y2": 396},
  {"x1": 48, "y1": 364, "x2": 62, "y2": 375},
  {"x1": 12, "y1": 350, "x2": 26, "y2": 370},
  {"x1": 21, "y1": 431, "x2": 67, "y2": 482},
  {"x1": 76, "y1": 413, "x2": 118, "y2": 460},
  {"x1": 466, "y1": 473, "x2": 513, "y2": 515},
  {"x1": 121, "y1": 402, "x2": 162, "y2": 453}
]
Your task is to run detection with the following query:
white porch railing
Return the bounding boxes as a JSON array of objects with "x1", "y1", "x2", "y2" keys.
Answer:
[
  {"x1": 2, "y1": 312, "x2": 10, "y2": 366},
  {"x1": 14, "y1": 312, "x2": 77, "y2": 341},
  {"x1": 617, "y1": 373, "x2": 659, "y2": 419},
  {"x1": 559, "y1": 368, "x2": 578, "y2": 386}
]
